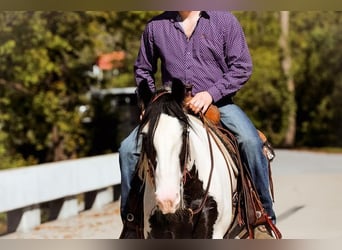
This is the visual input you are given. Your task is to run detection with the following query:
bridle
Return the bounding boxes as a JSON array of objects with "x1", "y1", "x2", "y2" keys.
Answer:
[{"x1": 142, "y1": 108, "x2": 216, "y2": 216}]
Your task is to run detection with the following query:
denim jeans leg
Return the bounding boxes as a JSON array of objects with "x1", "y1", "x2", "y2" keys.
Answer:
[
  {"x1": 219, "y1": 103, "x2": 276, "y2": 222},
  {"x1": 118, "y1": 126, "x2": 141, "y2": 220}
]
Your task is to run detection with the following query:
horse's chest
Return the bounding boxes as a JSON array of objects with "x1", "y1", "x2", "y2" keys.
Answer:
[{"x1": 146, "y1": 168, "x2": 219, "y2": 239}]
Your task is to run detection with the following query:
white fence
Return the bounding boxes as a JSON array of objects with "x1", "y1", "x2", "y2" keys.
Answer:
[{"x1": 0, "y1": 153, "x2": 121, "y2": 233}]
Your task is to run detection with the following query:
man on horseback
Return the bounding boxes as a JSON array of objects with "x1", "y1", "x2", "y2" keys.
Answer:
[{"x1": 119, "y1": 11, "x2": 276, "y2": 238}]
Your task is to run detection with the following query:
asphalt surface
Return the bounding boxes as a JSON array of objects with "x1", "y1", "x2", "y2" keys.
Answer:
[{"x1": 1, "y1": 149, "x2": 342, "y2": 239}]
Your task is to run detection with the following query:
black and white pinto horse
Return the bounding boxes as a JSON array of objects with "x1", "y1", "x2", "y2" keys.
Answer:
[{"x1": 135, "y1": 79, "x2": 239, "y2": 239}]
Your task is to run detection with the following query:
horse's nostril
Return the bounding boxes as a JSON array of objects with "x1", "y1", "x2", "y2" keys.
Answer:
[{"x1": 156, "y1": 197, "x2": 179, "y2": 214}]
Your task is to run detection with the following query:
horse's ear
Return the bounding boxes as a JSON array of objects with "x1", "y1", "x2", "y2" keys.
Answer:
[
  {"x1": 137, "y1": 79, "x2": 153, "y2": 109},
  {"x1": 171, "y1": 78, "x2": 186, "y2": 104}
]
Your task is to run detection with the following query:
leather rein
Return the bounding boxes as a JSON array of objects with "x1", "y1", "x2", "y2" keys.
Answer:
[{"x1": 187, "y1": 113, "x2": 215, "y2": 215}]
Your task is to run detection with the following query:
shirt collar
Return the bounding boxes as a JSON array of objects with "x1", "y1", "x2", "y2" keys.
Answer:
[{"x1": 169, "y1": 11, "x2": 210, "y2": 23}]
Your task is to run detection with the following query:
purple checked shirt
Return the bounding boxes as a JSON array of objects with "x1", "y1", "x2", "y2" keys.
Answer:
[{"x1": 134, "y1": 11, "x2": 253, "y2": 103}]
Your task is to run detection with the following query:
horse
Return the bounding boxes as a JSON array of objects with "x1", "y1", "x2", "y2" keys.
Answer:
[{"x1": 131, "y1": 78, "x2": 239, "y2": 239}]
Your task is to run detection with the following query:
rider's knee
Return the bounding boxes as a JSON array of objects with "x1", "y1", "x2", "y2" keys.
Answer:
[
  {"x1": 239, "y1": 135, "x2": 263, "y2": 151},
  {"x1": 119, "y1": 137, "x2": 135, "y2": 156}
]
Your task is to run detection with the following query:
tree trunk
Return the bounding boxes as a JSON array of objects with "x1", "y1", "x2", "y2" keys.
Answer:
[
  {"x1": 51, "y1": 125, "x2": 67, "y2": 162},
  {"x1": 279, "y1": 11, "x2": 296, "y2": 147}
]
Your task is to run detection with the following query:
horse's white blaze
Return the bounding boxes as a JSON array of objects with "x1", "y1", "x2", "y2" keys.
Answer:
[{"x1": 153, "y1": 114, "x2": 183, "y2": 214}]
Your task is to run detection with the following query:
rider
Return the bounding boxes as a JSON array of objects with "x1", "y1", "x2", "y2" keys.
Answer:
[{"x1": 119, "y1": 11, "x2": 276, "y2": 227}]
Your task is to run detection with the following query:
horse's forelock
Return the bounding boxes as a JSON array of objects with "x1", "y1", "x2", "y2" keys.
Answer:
[{"x1": 139, "y1": 89, "x2": 188, "y2": 135}]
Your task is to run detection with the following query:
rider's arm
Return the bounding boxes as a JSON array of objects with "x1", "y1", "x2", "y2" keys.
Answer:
[
  {"x1": 206, "y1": 13, "x2": 253, "y2": 103},
  {"x1": 134, "y1": 22, "x2": 159, "y2": 94}
]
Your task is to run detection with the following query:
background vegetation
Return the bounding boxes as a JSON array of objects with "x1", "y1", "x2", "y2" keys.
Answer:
[{"x1": 0, "y1": 11, "x2": 341, "y2": 170}]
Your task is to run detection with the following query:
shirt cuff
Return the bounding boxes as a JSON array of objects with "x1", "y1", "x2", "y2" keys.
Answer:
[{"x1": 207, "y1": 85, "x2": 222, "y2": 103}]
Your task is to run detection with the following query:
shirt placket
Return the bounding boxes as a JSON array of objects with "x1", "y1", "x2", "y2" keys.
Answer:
[{"x1": 184, "y1": 39, "x2": 194, "y2": 88}]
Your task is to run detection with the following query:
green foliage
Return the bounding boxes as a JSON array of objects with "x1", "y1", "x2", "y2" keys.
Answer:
[
  {"x1": 0, "y1": 11, "x2": 161, "y2": 169},
  {"x1": 235, "y1": 11, "x2": 342, "y2": 147},
  {"x1": 291, "y1": 11, "x2": 342, "y2": 146},
  {"x1": 0, "y1": 11, "x2": 115, "y2": 168},
  {"x1": 234, "y1": 12, "x2": 290, "y2": 145}
]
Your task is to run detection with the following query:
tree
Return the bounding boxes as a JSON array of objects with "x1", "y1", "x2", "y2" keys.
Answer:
[
  {"x1": 0, "y1": 11, "x2": 160, "y2": 169},
  {"x1": 291, "y1": 11, "x2": 342, "y2": 147},
  {"x1": 235, "y1": 11, "x2": 342, "y2": 148},
  {"x1": 279, "y1": 11, "x2": 296, "y2": 147},
  {"x1": 234, "y1": 12, "x2": 291, "y2": 146},
  {"x1": 0, "y1": 12, "x2": 114, "y2": 168}
]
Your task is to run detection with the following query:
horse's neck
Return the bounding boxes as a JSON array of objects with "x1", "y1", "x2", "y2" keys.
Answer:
[
  {"x1": 187, "y1": 114, "x2": 239, "y2": 182},
  {"x1": 187, "y1": 115, "x2": 215, "y2": 170}
]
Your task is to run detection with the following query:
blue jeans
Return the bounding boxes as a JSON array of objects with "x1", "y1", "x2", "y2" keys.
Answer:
[
  {"x1": 118, "y1": 126, "x2": 141, "y2": 220},
  {"x1": 118, "y1": 103, "x2": 276, "y2": 222},
  {"x1": 219, "y1": 104, "x2": 276, "y2": 222}
]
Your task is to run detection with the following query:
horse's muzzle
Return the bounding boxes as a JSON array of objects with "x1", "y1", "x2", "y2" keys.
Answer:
[{"x1": 155, "y1": 192, "x2": 180, "y2": 214}]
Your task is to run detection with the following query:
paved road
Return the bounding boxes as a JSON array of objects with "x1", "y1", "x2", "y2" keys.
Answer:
[
  {"x1": 2, "y1": 149, "x2": 342, "y2": 239},
  {"x1": 271, "y1": 149, "x2": 342, "y2": 239}
]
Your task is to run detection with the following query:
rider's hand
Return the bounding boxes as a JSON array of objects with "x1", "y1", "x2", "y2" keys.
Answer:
[{"x1": 186, "y1": 91, "x2": 213, "y2": 114}]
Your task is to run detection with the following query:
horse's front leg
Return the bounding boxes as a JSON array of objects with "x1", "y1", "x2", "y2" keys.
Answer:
[
  {"x1": 211, "y1": 231, "x2": 225, "y2": 239},
  {"x1": 211, "y1": 207, "x2": 233, "y2": 239},
  {"x1": 143, "y1": 181, "x2": 157, "y2": 238},
  {"x1": 211, "y1": 219, "x2": 226, "y2": 239}
]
